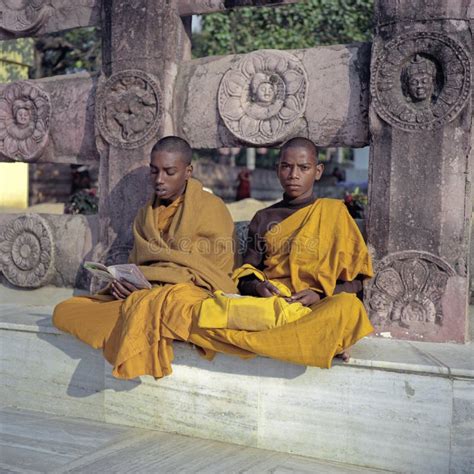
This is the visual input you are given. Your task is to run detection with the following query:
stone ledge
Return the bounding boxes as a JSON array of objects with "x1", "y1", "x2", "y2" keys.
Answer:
[
  {"x1": 1, "y1": 302, "x2": 473, "y2": 380},
  {"x1": 1, "y1": 301, "x2": 473, "y2": 473}
]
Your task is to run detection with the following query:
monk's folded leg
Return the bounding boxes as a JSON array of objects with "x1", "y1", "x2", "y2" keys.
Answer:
[
  {"x1": 104, "y1": 283, "x2": 213, "y2": 380},
  {"x1": 53, "y1": 296, "x2": 122, "y2": 349},
  {"x1": 188, "y1": 292, "x2": 373, "y2": 369}
]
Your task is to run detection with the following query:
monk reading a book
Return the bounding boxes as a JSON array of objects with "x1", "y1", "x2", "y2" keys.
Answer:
[{"x1": 53, "y1": 136, "x2": 237, "y2": 379}]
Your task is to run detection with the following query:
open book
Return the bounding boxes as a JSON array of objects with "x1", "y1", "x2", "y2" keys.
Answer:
[{"x1": 84, "y1": 262, "x2": 152, "y2": 289}]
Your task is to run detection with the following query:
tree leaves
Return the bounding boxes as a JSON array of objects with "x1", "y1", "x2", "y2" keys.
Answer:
[{"x1": 192, "y1": 0, "x2": 373, "y2": 58}]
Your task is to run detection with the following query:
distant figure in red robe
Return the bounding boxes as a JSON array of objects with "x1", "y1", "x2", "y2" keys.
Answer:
[{"x1": 236, "y1": 168, "x2": 251, "y2": 201}]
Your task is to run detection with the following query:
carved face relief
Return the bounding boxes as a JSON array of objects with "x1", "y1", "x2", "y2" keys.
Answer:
[
  {"x1": 218, "y1": 50, "x2": 308, "y2": 145},
  {"x1": 255, "y1": 82, "x2": 275, "y2": 103},
  {"x1": 250, "y1": 72, "x2": 278, "y2": 105},
  {"x1": 0, "y1": 82, "x2": 51, "y2": 162},
  {"x1": 366, "y1": 251, "x2": 455, "y2": 327},
  {"x1": 371, "y1": 32, "x2": 471, "y2": 131},
  {"x1": 0, "y1": 214, "x2": 54, "y2": 288},
  {"x1": 0, "y1": 0, "x2": 51, "y2": 35},
  {"x1": 96, "y1": 70, "x2": 163, "y2": 149},
  {"x1": 403, "y1": 54, "x2": 437, "y2": 102},
  {"x1": 15, "y1": 105, "x2": 32, "y2": 126}
]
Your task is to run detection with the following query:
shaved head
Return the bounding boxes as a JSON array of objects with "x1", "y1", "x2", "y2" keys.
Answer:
[
  {"x1": 280, "y1": 137, "x2": 318, "y2": 164},
  {"x1": 151, "y1": 136, "x2": 192, "y2": 165}
]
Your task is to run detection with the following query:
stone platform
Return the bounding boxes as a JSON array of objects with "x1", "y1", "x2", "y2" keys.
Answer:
[{"x1": 0, "y1": 287, "x2": 473, "y2": 473}]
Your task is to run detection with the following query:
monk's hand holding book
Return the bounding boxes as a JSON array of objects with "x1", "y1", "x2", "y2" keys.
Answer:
[
  {"x1": 83, "y1": 261, "x2": 151, "y2": 299},
  {"x1": 284, "y1": 289, "x2": 321, "y2": 307},
  {"x1": 110, "y1": 279, "x2": 141, "y2": 300}
]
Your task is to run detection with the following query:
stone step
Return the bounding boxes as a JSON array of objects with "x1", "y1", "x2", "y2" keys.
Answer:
[{"x1": 0, "y1": 299, "x2": 473, "y2": 473}]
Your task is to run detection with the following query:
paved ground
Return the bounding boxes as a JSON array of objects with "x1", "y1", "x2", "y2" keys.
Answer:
[{"x1": 0, "y1": 407, "x2": 391, "y2": 473}]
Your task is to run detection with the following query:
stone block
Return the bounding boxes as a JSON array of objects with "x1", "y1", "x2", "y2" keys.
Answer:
[
  {"x1": 451, "y1": 379, "x2": 474, "y2": 474},
  {"x1": 104, "y1": 342, "x2": 259, "y2": 446},
  {"x1": 257, "y1": 363, "x2": 452, "y2": 473},
  {"x1": 0, "y1": 74, "x2": 99, "y2": 164},
  {"x1": 0, "y1": 213, "x2": 99, "y2": 289},
  {"x1": 0, "y1": 320, "x2": 105, "y2": 421},
  {"x1": 175, "y1": 44, "x2": 370, "y2": 148},
  {"x1": 0, "y1": 1, "x2": 101, "y2": 40},
  {"x1": 366, "y1": 4, "x2": 472, "y2": 343}
]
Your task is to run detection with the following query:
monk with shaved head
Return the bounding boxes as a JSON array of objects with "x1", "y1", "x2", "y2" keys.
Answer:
[
  {"x1": 54, "y1": 136, "x2": 237, "y2": 379},
  {"x1": 188, "y1": 137, "x2": 374, "y2": 367}
]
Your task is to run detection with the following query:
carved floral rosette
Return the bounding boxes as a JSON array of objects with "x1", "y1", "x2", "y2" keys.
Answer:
[
  {"x1": 366, "y1": 251, "x2": 455, "y2": 327},
  {"x1": 371, "y1": 32, "x2": 471, "y2": 131},
  {"x1": 0, "y1": 0, "x2": 51, "y2": 35},
  {"x1": 0, "y1": 81, "x2": 51, "y2": 162},
  {"x1": 96, "y1": 69, "x2": 163, "y2": 149},
  {"x1": 0, "y1": 214, "x2": 54, "y2": 288},
  {"x1": 218, "y1": 50, "x2": 308, "y2": 145}
]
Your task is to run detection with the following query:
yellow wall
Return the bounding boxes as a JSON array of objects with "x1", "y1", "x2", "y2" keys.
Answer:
[
  {"x1": 0, "y1": 163, "x2": 29, "y2": 209},
  {"x1": 0, "y1": 38, "x2": 33, "y2": 209}
]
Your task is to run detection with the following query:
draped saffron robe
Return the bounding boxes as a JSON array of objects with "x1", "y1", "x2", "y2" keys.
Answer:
[
  {"x1": 53, "y1": 178, "x2": 236, "y2": 379},
  {"x1": 187, "y1": 198, "x2": 374, "y2": 369}
]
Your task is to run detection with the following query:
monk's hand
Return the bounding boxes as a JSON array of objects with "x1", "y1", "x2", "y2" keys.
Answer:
[
  {"x1": 110, "y1": 279, "x2": 140, "y2": 300},
  {"x1": 285, "y1": 289, "x2": 321, "y2": 307},
  {"x1": 255, "y1": 280, "x2": 281, "y2": 298}
]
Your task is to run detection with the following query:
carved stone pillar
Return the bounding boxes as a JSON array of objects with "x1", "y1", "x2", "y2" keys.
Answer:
[
  {"x1": 95, "y1": 1, "x2": 191, "y2": 265},
  {"x1": 366, "y1": 1, "x2": 473, "y2": 342}
]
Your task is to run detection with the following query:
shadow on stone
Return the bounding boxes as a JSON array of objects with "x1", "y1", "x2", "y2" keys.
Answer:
[{"x1": 35, "y1": 317, "x2": 110, "y2": 398}]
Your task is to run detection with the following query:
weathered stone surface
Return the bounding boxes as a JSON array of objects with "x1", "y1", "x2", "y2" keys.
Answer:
[
  {"x1": 95, "y1": 69, "x2": 163, "y2": 149},
  {"x1": 0, "y1": 0, "x2": 100, "y2": 40},
  {"x1": 370, "y1": 32, "x2": 471, "y2": 131},
  {"x1": 0, "y1": 213, "x2": 54, "y2": 288},
  {"x1": 175, "y1": 43, "x2": 371, "y2": 148},
  {"x1": 366, "y1": 1, "x2": 472, "y2": 343},
  {"x1": 0, "y1": 213, "x2": 99, "y2": 289},
  {"x1": 374, "y1": 0, "x2": 474, "y2": 25},
  {"x1": 0, "y1": 0, "x2": 299, "y2": 40},
  {"x1": 366, "y1": 251, "x2": 467, "y2": 342},
  {"x1": 96, "y1": 0, "x2": 192, "y2": 266},
  {"x1": 2, "y1": 308, "x2": 474, "y2": 472},
  {"x1": 0, "y1": 81, "x2": 51, "y2": 162},
  {"x1": 0, "y1": 73, "x2": 99, "y2": 164},
  {"x1": 218, "y1": 49, "x2": 308, "y2": 146}
]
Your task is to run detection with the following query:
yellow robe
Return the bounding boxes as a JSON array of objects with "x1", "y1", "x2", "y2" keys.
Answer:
[
  {"x1": 187, "y1": 198, "x2": 374, "y2": 369},
  {"x1": 53, "y1": 178, "x2": 235, "y2": 379}
]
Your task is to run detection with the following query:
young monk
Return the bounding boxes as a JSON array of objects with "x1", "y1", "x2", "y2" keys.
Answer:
[
  {"x1": 53, "y1": 136, "x2": 237, "y2": 379},
  {"x1": 187, "y1": 137, "x2": 374, "y2": 367}
]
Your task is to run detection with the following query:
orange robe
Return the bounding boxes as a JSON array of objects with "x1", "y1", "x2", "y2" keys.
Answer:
[
  {"x1": 187, "y1": 198, "x2": 374, "y2": 369},
  {"x1": 53, "y1": 178, "x2": 236, "y2": 379}
]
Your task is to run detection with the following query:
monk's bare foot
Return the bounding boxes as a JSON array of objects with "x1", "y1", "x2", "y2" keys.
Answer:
[{"x1": 335, "y1": 350, "x2": 351, "y2": 363}]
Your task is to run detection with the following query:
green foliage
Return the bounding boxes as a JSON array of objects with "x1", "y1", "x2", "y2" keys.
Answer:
[
  {"x1": 0, "y1": 38, "x2": 34, "y2": 81},
  {"x1": 32, "y1": 27, "x2": 100, "y2": 78},
  {"x1": 193, "y1": 0, "x2": 373, "y2": 58},
  {"x1": 65, "y1": 188, "x2": 98, "y2": 215}
]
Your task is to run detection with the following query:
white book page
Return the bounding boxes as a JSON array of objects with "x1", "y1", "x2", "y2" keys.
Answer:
[
  {"x1": 83, "y1": 261, "x2": 115, "y2": 282},
  {"x1": 108, "y1": 264, "x2": 152, "y2": 289}
]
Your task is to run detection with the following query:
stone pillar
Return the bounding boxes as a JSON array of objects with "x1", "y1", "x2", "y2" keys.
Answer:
[
  {"x1": 366, "y1": 1, "x2": 472, "y2": 342},
  {"x1": 95, "y1": 1, "x2": 191, "y2": 265}
]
